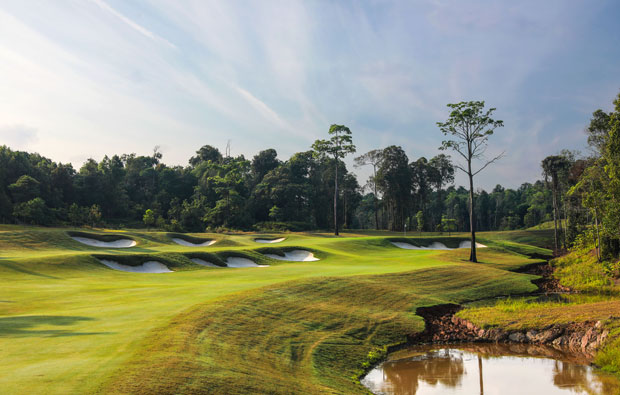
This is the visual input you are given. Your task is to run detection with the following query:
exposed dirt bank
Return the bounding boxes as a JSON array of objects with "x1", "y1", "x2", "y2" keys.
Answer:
[
  {"x1": 515, "y1": 261, "x2": 572, "y2": 293},
  {"x1": 404, "y1": 262, "x2": 605, "y2": 358},
  {"x1": 408, "y1": 304, "x2": 608, "y2": 358}
]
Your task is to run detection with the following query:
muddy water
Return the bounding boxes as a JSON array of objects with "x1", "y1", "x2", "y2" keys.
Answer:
[{"x1": 361, "y1": 343, "x2": 620, "y2": 394}]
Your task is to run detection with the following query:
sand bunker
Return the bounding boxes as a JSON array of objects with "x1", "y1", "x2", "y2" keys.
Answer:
[
  {"x1": 264, "y1": 250, "x2": 319, "y2": 262},
  {"x1": 390, "y1": 241, "x2": 450, "y2": 250},
  {"x1": 172, "y1": 238, "x2": 216, "y2": 247},
  {"x1": 98, "y1": 259, "x2": 171, "y2": 273},
  {"x1": 391, "y1": 241, "x2": 487, "y2": 250},
  {"x1": 190, "y1": 258, "x2": 221, "y2": 267},
  {"x1": 225, "y1": 257, "x2": 268, "y2": 268},
  {"x1": 72, "y1": 237, "x2": 136, "y2": 248},
  {"x1": 458, "y1": 241, "x2": 488, "y2": 248},
  {"x1": 255, "y1": 238, "x2": 286, "y2": 244}
]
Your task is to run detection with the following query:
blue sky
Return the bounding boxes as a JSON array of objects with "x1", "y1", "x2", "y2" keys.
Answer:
[{"x1": 0, "y1": 0, "x2": 619, "y2": 189}]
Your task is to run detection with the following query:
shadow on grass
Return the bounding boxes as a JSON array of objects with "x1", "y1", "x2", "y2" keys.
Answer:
[
  {"x1": 0, "y1": 315, "x2": 111, "y2": 337},
  {"x1": 0, "y1": 262, "x2": 59, "y2": 279}
]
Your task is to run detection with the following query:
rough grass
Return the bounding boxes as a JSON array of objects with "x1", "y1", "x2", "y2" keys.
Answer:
[
  {"x1": 553, "y1": 252, "x2": 614, "y2": 292},
  {"x1": 0, "y1": 225, "x2": 542, "y2": 394},
  {"x1": 459, "y1": 246, "x2": 620, "y2": 378}
]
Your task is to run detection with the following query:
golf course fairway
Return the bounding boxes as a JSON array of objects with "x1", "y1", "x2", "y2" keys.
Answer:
[{"x1": 0, "y1": 225, "x2": 550, "y2": 394}]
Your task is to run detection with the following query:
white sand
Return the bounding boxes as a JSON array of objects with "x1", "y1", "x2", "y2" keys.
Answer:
[
  {"x1": 390, "y1": 242, "x2": 423, "y2": 249},
  {"x1": 427, "y1": 242, "x2": 450, "y2": 250},
  {"x1": 264, "y1": 250, "x2": 319, "y2": 262},
  {"x1": 190, "y1": 258, "x2": 221, "y2": 267},
  {"x1": 391, "y1": 241, "x2": 487, "y2": 250},
  {"x1": 255, "y1": 238, "x2": 286, "y2": 244},
  {"x1": 98, "y1": 259, "x2": 172, "y2": 273},
  {"x1": 225, "y1": 257, "x2": 269, "y2": 268},
  {"x1": 72, "y1": 237, "x2": 136, "y2": 248},
  {"x1": 172, "y1": 238, "x2": 216, "y2": 247},
  {"x1": 458, "y1": 241, "x2": 488, "y2": 248}
]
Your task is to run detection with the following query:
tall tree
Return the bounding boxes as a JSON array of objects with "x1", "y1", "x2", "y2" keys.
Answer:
[
  {"x1": 587, "y1": 109, "x2": 611, "y2": 155},
  {"x1": 542, "y1": 155, "x2": 571, "y2": 254},
  {"x1": 437, "y1": 101, "x2": 504, "y2": 262},
  {"x1": 354, "y1": 149, "x2": 384, "y2": 229},
  {"x1": 312, "y1": 124, "x2": 356, "y2": 235},
  {"x1": 376, "y1": 146, "x2": 411, "y2": 231}
]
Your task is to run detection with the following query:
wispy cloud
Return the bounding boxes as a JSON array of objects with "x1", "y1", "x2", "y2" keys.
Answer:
[
  {"x1": 91, "y1": 0, "x2": 176, "y2": 48},
  {"x1": 0, "y1": 0, "x2": 617, "y2": 188}
]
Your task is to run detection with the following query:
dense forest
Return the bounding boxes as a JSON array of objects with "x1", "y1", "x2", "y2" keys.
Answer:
[
  {"x1": 0, "y1": 93, "x2": 618, "y2": 260},
  {"x1": 0, "y1": 141, "x2": 556, "y2": 234}
]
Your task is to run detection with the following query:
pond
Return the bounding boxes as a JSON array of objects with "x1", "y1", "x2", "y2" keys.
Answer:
[{"x1": 361, "y1": 343, "x2": 620, "y2": 394}]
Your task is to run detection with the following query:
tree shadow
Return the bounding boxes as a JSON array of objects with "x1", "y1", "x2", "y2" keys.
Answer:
[
  {"x1": 0, "y1": 315, "x2": 112, "y2": 337},
  {"x1": 0, "y1": 261, "x2": 59, "y2": 279}
]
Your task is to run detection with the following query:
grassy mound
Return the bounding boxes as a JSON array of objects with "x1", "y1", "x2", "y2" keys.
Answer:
[
  {"x1": 92, "y1": 253, "x2": 200, "y2": 271},
  {"x1": 67, "y1": 231, "x2": 134, "y2": 242},
  {"x1": 167, "y1": 233, "x2": 215, "y2": 245},
  {"x1": 183, "y1": 252, "x2": 227, "y2": 267},
  {"x1": 102, "y1": 264, "x2": 536, "y2": 394}
]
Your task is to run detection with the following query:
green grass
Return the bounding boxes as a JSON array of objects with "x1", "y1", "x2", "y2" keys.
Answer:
[
  {"x1": 458, "y1": 246, "x2": 620, "y2": 377},
  {"x1": 0, "y1": 225, "x2": 545, "y2": 394}
]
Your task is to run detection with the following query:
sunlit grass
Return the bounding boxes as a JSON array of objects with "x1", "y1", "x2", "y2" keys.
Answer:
[{"x1": 0, "y1": 225, "x2": 545, "y2": 394}]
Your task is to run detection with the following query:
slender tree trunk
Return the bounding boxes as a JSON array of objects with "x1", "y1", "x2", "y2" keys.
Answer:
[
  {"x1": 334, "y1": 157, "x2": 339, "y2": 236},
  {"x1": 468, "y1": 170, "x2": 477, "y2": 262},
  {"x1": 561, "y1": 190, "x2": 568, "y2": 250},
  {"x1": 551, "y1": 182, "x2": 558, "y2": 255},
  {"x1": 344, "y1": 190, "x2": 348, "y2": 229},
  {"x1": 594, "y1": 206, "x2": 601, "y2": 262},
  {"x1": 373, "y1": 165, "x2": 379, "y2": 230}
]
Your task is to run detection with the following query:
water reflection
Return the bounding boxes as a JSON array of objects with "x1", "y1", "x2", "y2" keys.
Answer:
[{"x1": 361, "y1": 343, "x2": 620, "y2": 395}]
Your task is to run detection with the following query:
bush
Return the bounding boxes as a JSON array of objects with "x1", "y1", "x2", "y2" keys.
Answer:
[
  {"x1": 553, "y1": 252, "x2": 613, "y2": 292},
  {"x1": 13, "y1": 197, "x2": 52, "y2": 225},
  {"x1": 253, "y1": 221, "x2": 313, "y2": 232}
]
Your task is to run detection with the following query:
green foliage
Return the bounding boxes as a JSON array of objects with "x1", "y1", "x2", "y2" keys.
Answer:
[
  {"x1": 441, "y1": 215, "x2": 457, "y2": 235},
  {"x1": 553, "y1": 251, "x2": 613, "y2": 292},
  {"x1": 68, "y1": 203, "x2": 89, "y2": 226},
  {"x1": 12, "y1": 197, "x2": 50, "y2": 225},
  {"x1": 143, "y1": 209, "x2": 156, "y2": 229},
  {"x1": 88, "y1": 204, "x2": 102, "y2": 227},
  {"x1": 253, "y1": 221, "x2": 312, "y2": 232},
  {"x1": 8, "y1": 175, "x2": 40, "y2": 203},
  {"x1": 415, "y1": 211, "x2": 424, "y2": 233}
]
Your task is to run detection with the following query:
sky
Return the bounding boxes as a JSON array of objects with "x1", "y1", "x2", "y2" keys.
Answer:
[{"x1": 0, "y1": 0, "x2": 619, "y2": 190}]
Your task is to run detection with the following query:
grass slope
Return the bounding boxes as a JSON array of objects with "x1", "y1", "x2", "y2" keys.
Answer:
[
  {"x1": 459, "y1": 248, "x2": 620, "y2": 378},
  {"x1": 0, "y1": 225, "x2": 543, "y2": 394}
]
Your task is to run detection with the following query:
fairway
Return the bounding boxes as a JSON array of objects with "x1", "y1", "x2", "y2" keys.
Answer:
[{"x1": 0, "y1": 226, "x2": 546, "y2": 394}]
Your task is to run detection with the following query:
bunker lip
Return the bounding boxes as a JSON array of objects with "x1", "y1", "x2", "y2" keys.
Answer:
[
  {"x1": 254, "y1": 237, "x2": 286, "y2": 244},
  {"x1": 172, "y1": 238, "x2": 216, "y2": 247},
  {"x1": 390, "y1": 241, "x2": 487, "y2": 250},
  {"x1": 225, "y1": 257, "x2": 269, "y2": 268},
  {"x1": 72, "y1": 236, "x2": 137, "y2": 248},
  {"x1": 189, "y1": 258, "x2": 221, "y2": 268},
  {"x1": 264, "y1": 250, "x2": 319, "y2": 262},
  {"x1": 98, "y1": 259, "x2": 172, "y2": 273}
]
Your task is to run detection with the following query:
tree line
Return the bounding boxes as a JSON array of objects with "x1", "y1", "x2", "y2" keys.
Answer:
[
  {"x1": 0, "y1": 102, "x2": 575, "y2": 238},
  {"x1": 541, "y1": 92, "x2": 620, "y2": 260}
]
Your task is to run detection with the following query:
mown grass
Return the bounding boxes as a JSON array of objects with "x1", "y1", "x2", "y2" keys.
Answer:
[
  {"x1": 102, "y1": 264, "x2": 537, "y2": 394},
  {"x1": 0, "y1": 225, "x2": 544, "y2": 394}
]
